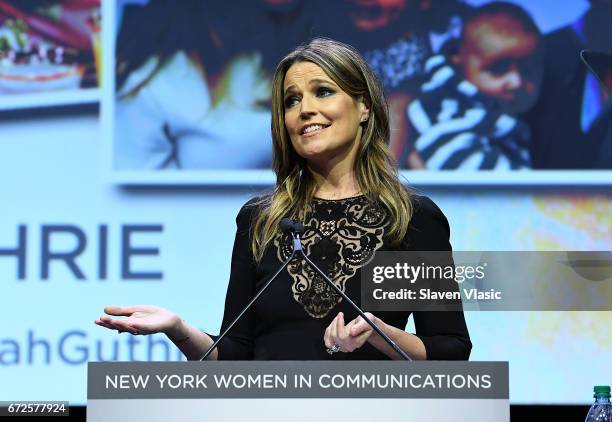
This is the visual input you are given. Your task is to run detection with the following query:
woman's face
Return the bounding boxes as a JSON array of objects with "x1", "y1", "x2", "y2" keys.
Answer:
[{"x1": 283, "y1": 61, "x2": 369, "y2": 167}]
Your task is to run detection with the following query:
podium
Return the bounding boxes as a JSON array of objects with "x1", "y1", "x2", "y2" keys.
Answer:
[{"x1": 88, "y1": 361, "x2": 509, "y2": 421}]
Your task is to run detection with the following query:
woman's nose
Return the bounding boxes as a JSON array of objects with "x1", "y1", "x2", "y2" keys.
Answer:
[
  {"x1": 300, "y1": 109, "x2": 316, "y2": 119},
  {"x1": 299, "y1": 95, "x2": 316, "y2": 118}
]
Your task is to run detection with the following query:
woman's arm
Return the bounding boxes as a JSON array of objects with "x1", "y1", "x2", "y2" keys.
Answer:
[
  {"x1": 165, "y1": 318, "x2": 218, "y2": 361},
  {"x1": 324, "y1": 195, "x2": 472, "y2": 360},
  {"x1": 95, "y1": 198, "x2": 260, "y2": 361},
  {"x1": 95, "y1": 305, "x2": 219, "y2": 360},
  {"x1": 327, "y1": 308, "x2": 471, "y2": 360},
  {"x1": 365, "y1": 317, "x2": 427, "y2": 360},
  {"x1": 406, "y1": 196, "x2": 472, "y2": 360}
]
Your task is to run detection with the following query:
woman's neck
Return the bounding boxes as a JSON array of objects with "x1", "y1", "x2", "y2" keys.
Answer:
[{"x1": 308, "y1": 164, "x2": 361, "y2": 200}]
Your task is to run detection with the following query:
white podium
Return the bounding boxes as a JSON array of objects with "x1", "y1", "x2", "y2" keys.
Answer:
[{"x1": 88, "y1": 361, "x2": 509, "y2": 422}]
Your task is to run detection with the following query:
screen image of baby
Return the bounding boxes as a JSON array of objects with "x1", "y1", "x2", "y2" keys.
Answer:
[
  {"x1": 404, "y1": 2, "x2": 544, "y2": 171},
  {"x1": 453, "y1": 2, "x2": 543, "y2": 115}
]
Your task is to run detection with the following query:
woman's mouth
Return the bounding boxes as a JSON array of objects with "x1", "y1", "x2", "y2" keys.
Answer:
[{"x1": 301, "y1": 123, "x2": 331, "y2": 137}]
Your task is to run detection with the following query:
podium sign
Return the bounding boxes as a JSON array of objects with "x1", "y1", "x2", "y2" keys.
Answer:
[{"x1": 88, "y1": 361, "x2": 509, "y2": 421}]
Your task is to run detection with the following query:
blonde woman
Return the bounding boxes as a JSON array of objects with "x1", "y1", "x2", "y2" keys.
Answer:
[{"x1": 96, "y1": 38, "x2": 471, "y2": 361}]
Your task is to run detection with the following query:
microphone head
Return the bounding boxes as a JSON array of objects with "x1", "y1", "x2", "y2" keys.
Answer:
[
  {"x1": 280, "y1": 218, "x2": 295, "y2": 235},
  {"x1": 293, "y1": 222, "x2": 305, "y2": 235},
  {"x1": 280, "y1": 218, "x2": 305, "y2": 236}
]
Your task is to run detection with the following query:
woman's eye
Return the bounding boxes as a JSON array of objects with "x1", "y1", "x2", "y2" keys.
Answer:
[
  {"x1": 284, "y1": 96, "x2": 299, "y2": 108},
  {"x1": 317, "y1": 87, "x2": 334, "y2": 97}
]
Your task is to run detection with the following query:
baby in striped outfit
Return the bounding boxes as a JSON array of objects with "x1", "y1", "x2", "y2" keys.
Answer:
[{"x1": 405, "y1": 2, "x2": 543, "y2": 170}]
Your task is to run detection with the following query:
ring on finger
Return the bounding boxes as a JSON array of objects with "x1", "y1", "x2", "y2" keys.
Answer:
[{"x1": 326, "y1": 343, "x2": 341, "y2": 355}]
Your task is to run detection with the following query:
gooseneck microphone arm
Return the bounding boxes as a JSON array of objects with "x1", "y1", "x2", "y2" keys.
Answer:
[
  {"x1": 199, "y1": 219, "x2": 299, "y2": 361},
  {"x1": 199, "y1": 218, "x2": 411, "y2": 361},
  {"x1": 287, "y1": 220, "x2": 412, "y2": 361}
]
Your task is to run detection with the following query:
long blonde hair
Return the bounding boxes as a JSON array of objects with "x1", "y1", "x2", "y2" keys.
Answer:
[{"x1": 251, "y1": 37, "x2": 413, "y2": 263}]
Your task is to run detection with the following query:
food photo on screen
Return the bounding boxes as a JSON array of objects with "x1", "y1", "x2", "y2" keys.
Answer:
[{"x1": 0, "y1": 0, "x2": 100, "y2": 107}]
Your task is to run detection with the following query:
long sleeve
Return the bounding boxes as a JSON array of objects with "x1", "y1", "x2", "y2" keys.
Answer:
[
  {"x1": 404, "y1": 195, "x2": 472, "y2": 360},
  {"x1": 210, "y1": 198, "x2": 260, "y2": 360}
]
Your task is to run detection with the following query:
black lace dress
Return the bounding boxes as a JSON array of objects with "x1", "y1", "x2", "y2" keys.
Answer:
[{"x1": 210, "y1": 194, "x2": 472, "y2": 360}]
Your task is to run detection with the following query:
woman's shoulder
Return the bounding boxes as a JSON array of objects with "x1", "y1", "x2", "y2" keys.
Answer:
[
  {"x1": 402, "y1": 194, "x2": 451, "y2": 251},
  {"x1": 235, "y1": 194, "x2": 272, "y2": 226},
  {"x1": 409, "y1": 194, "x2": 449, "y2": 226}
]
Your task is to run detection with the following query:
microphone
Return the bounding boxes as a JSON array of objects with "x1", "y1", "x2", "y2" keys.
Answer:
[
  {"x1": 280, "y1": 218, "x2": 296, "y2": 235},
  {"x1": 200, "y1": 217, "x2": 411, "y2": 361},
  {"x1": 199, "y1": 218, "x2": 299, "y2": 361},
  {"x1": 280, "y1": 218, "x2": 304, "y2": 235},
  {"x1": 280, "y1": 217, "x2": 304, "y2": 252},
  {"x1": 293, "y1": 221, "x2": 305, "y2": 235},
  {"x1": 285, "y1": 219, "x2": 413, "y2": 361}
]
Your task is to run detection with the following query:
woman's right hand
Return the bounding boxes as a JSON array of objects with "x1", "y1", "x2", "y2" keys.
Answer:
[{"x1": 94, "y1": 305, "x2": 181, "y2": 336}]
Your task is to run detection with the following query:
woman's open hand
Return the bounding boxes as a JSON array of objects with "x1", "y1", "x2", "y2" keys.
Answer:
[{"x1": 94, "y1": 305, "x2": 181, "y2": 336}]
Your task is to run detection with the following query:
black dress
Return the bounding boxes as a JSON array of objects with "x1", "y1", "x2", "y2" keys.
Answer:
[{"x1": 211, "y1": 194, "x2": 472, "y2": 360}]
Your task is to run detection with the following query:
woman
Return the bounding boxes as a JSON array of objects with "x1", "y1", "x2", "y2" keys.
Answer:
[{"x1": 96, "y1": 37, "x2": 471, "y2": 361}]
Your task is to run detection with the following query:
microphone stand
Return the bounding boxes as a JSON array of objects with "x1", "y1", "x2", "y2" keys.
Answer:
[
  {"x1": 199, "y1": 218, "x2": 412, "y2": 361},
  {"x1": 291, "y1": 230, "x2": 413, "y2": 361}
]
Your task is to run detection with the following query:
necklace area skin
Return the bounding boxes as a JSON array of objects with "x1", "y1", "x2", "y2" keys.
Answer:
[{"x1": 312, "y1": 189, "x2": 362, "y2": 200}]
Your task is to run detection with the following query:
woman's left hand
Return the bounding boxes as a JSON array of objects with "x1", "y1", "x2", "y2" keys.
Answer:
[{"x1": 323, "y1": 312, "x2": 380, "y2": 353}]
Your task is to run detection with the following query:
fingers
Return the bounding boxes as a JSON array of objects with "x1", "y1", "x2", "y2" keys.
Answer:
[
  {"x1": 324, "y1": 313, "x2": 343, "y2": 349},
  {"x1": 349, "y1": 316, "x2": 366, "y2": 337},
  {"x1": 99, "y1": 314, "x2": 116, "y2": 325},
  {"x1": 329, "y1": 313, "x2": 340, "y2": 348},
  {"x1": 350, "y1": 318, "x2": 372, "y2": 337},
  {"x1": 344, "y1": 329, "x2": 373, "y2": 352},
  {"x1": 94, "y1": 319, "x2": 117, "y2": 331},
  {"x1": 325, "y1": 312, "x2": 347, "y2": 352},
  {"x1": 95, "y1": 318, "x2": 129, "y2": 334},
  {"x1": 336, "y1": 312, "x2": 347, "y2": 343},
  {"x1": 350, "y1": 313, "x2": 376, "y2": 337},
  {"x1": 96, "y1": 314, "x2": 141, "y2": 335},
  {"x1": 324, "y1": 312, "x2": 377, "y2": 353},
  {"x1": 354, "y1": 330, "x2": 372, "y2": 345},
  {"x1": 98, "y1": 315, "x2": 126, "y2": 331},
  {"x1": 110, "y1": 318, "x2": 141, "y2": 335},
  {"x1": 324, "y1": 322, "x2": 332, "y2": 349},
  {"x1": 349, "y1": 312, "x2": 375, "y2": 337},
  {"x1": 325, "y1": 312, "x2": 371, "y2": 353},
  {"x1": 103, "y1": 305, "x2": 136, "y2": 316}
]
